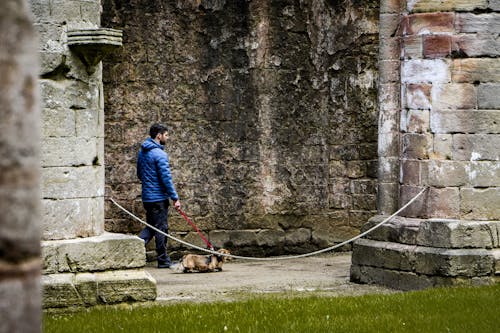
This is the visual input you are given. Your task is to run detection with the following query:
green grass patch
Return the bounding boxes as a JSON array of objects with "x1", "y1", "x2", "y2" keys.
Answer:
[{"x1": 44, "y1": 284, "x2": 500, "y2": 333}]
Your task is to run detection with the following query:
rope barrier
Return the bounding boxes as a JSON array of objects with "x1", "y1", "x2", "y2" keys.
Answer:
[{"x1": 108, "y1": 186, "x2": 427, "y2": 261}]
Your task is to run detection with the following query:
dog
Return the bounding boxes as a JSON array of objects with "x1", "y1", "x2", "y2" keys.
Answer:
[{"x1": 178, "y1": 248, "x2": 231, "y2": 273}]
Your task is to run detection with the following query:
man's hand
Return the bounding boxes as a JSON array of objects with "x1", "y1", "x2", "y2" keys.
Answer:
[{"x1": 173, "y1": 200, "x2": 181, "y2": 209}]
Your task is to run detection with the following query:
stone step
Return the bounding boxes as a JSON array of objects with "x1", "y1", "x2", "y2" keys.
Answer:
[
  {"x1": 352, "y1": 238, "x2": 496, "y2": 277},
  {"x1": 42, "y1": 232, "x2": 146, "y2": 274},
  {"x1": 362, "y1": 215, "x2": 500, "y2": 249},
  {"x1": 350, "y1": 264, "x2": 497, "y2": 291},
  {"x1": 42, "y1": 269, "x2": 156, "y2": 308}
]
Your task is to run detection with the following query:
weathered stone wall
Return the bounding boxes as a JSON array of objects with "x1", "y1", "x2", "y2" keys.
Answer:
[
  {"x1": 0, "y1": 0, "x2": 41, "y2": 331},
  {"x1": 351, "y1": 0, "x2": 500, "y2": 290},
  {"x1": 102, "y1": 0, "x2": 380, "y2": 256}
]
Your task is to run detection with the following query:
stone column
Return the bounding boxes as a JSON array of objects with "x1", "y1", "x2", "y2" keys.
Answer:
[
  {"x1": 28, "y1": 0, "x2": 156, "y2": 307},
  {"x1": 351, "y1": 0, "x2": 500, "y2": 289},
  {"x1": 0, "y1": 0, "x2": 41, "y2": 332}
]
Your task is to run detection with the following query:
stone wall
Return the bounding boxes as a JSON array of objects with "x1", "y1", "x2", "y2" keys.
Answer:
[
  {"x1": 102, "y1": 0, "x2": 380, "y2": 256},
  {"x1": 0, "y1": 0, "x2": 41, "y2": 331},
  {"x1": 351, "y1": 0, "x2": 500, "y2": 290}
]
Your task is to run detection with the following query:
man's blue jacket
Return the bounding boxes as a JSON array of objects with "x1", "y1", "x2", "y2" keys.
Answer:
[{"x1": 137, "y1": 138, "x2": 179, "y2": 203}]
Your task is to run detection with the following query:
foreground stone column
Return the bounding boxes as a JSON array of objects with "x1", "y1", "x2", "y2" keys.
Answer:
[
  {"x1": 0, "y1": 0, "x2": 41, "y2": 332},
  {"x1": 28, "y1": 0, "x2": 156, "y2": 307},
  {"x1": 351, "y1": 0, "x2": 500, "y2": 289}
]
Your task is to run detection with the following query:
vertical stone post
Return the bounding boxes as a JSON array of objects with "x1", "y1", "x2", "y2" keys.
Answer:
[
  {"x1": 28, "y1": 0, "x2": 156, "y2": 307},
  {"x1": 351, "y1": 0, "x2": 500, "y2": 289},
  {"x1": 0, "y1": 0, "x2": 41, "y2": 332}
]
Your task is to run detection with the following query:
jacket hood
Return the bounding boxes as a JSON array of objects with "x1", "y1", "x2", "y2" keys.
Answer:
[{"x1": 141, "y1": 137, "x2": 163, "y2": 152}]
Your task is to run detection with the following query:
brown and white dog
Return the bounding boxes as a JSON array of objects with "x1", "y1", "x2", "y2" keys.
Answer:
[{"x1": 177, "y1": 248, "x2": 231, "y2": 273}]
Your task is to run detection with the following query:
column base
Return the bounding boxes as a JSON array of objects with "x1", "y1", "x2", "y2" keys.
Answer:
[{"x1": 350, "y1": 215, "x2": 500, "y2": 290}]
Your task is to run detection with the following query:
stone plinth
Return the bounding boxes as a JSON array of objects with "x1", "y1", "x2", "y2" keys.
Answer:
[
  {"x1": 350, "y1": 216, "x2": 500, "y2": 290},
  {"x1": 41, "y1": 233, "x2": 156, "y2": 308},
  {"x1": 42, "y1": 270, "x2": 156, "y2": 308}
]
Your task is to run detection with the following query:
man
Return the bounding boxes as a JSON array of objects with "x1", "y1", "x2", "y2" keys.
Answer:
[{"x1": 137, "y1": 123, "x2": 181, "y2": 268}]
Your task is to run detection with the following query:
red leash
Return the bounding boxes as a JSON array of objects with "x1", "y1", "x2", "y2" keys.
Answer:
[{"x1": 175, "y1": 207, "x2": 215, "y2": 250}]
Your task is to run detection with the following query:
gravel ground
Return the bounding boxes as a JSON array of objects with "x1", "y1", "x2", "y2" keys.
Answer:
[{"x1": 146, "y1": 252, "x2": 396, "y2": 304}]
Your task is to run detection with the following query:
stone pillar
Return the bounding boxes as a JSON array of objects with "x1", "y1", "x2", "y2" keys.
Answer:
[
  {"x1": 0, "y1": 0, "x2": 41, "y2": 332},
  {"x1": 351, "y1": 0, "x2": 500, "y2": 289},
  {"x1": 28, "y1": 0, "x2": 156, "y2": 307}
]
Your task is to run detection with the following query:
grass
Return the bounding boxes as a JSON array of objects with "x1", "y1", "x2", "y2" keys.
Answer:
[{"x1": 44, "y1": 284, "x2": 500, "y2": 333}]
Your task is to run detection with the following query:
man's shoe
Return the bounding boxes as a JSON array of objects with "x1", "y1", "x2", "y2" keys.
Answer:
[{"x1": 157, "y1": 263, "x2": 170, "y2": 269}]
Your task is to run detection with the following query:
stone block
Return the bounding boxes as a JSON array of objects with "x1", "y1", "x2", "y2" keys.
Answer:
[
  {"x1": 256, "y1": 229, "x2": 285, "y2": 247},
  {"x1": 433, "y1": 134, "x2": 453, "y2": 160},
  {"x1": 350, "y1": 179, "x2": 377, "y2": 194},
  {"x1": 401, "y1": 186, "x2": 459, "y2": 219},
  {"x1": 42, "y1": 137, "x2": 98, "y2": 167},
  {"x1": 284, "y1": 228, "x2": 311, "y2": 245},
  {"x1": 461, "y1": 188, "x2": 500, "y2": 220},
  {"x1": 42, "y1": 273, "x2": 82, "y2": 308},
  {"x1": 465, "y1": 162, "x2": 500, "y2": 187},
  {"x1": 41, "y1": 165, "x2": 104, "y2": 199},
  {"x1": 431, "y1": 83, "x2": 476, "y2": 110},
  {"x1": 454, "y1": 34, "x2": 500, "y2": 57},
  {"x1": 401, "y1": 159, "x2": 421, "y2": 185},
  {"x1": 431, "y1": 111, "x2": 500, "y2": 134},
  {"x1": 378, "y1": 132, "x2": 399, "y2": 159},
  {"x1": 427, "y1": 160, "x2": 467, "y2": 187},
  {"x1": 352, "y1": 238, "x2": 416, "y2": 271},
  {"x1": 40, "y1": 79, "x2": 92, "y2": 111},
  {"x1": 417, "y1": 219, "x2": 499, "y2": 248},
  {"x1": 379, "y1": 13, "x2": 402, "y2": 38},
  {"x1": 423, "y1": 35, "x2": 452, "y2": 58},
  {"x1": 452, "y1": 134, "x2": 500, "y2": 161},
  {"x1": 95, "y1": 270, "x2": 156, "y2": 304},
  {"x1": 361, "y1": 216, "x2": 421, "y2": 245},
  {"x1": 402, "y1": 59, "x2": 451, "y2": 84},
  {"x1": 452, "y1": 59, "x2": 500, "y2": 83},
  {"x1": 42, "y1": 108, "x2": 75, "y2": 137},
  {"x1": 350, "y1": 264, "x2": 431, "y2": 290},
  {"x1": 415, "y1": 247, "x2": 494, "y2": 277},
  {"x1": 378, "y1": 109, "x2": 399, "y2": 135},
  {"x1": 402, "y1": 35, "x2": 423, "y2": 59},
  {"x1": 405, "y1": 84, "x2": 432, "y2": 109},
  {"x1": 379, "y1": 83, "x2": 400, "y2": 112},
  {"x1": 379, "y1": 37, "x2": 401, "y2": 60},
  {"x1": 427, "y1": 187, "x2": 460, "y2": 219},
  {"x1": 76, "y1": 108, "x2": 101, "y2": 138},
  {"x1": 408, "y1": 0, "x2": 488, "y2": 13},
  {"x1": 42, "y1": 197, "x2": 103, "y2": 240},
  {"x1": 379, "y1": 60, "x2": 400, "y2": 83},
  {"x1": 402, "y1": 133, "x2": 432, "y2": 159},
  {"x1": 227, "y1": 230, "x2": 258, "y2": 247},
  {"x1": 42, "y1": 269, "x2": 156, "y2": 308},
  {"x1": 42, "y1": 233, "x2": 146, "y2": 274},
  {"x1": 478, "y1": 84, "x2": 500, "y2": 109},
  {"x1": 455, "y1": 13, "x2": 500, "y2": 33},
  {"x1": 404, "y1": 12, "x2": 455, "y2": 35},
  {"x1": 401, "y1": 109, "x2": 429, "y2": 133}
]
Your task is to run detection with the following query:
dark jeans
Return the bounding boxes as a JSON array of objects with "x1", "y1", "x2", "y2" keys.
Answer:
[{"x1": 139, "y1": 200, "x2": 171, "y2": 267}]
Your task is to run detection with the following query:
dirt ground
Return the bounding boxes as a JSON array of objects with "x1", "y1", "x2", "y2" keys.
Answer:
[{"x1": 146, "y1": 253, "x2": 395, "y2": 303}]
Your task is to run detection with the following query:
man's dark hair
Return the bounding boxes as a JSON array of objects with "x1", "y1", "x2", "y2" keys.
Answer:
[{"x1": 149, "y1": 123, "x2": 168, "y2": 138}]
